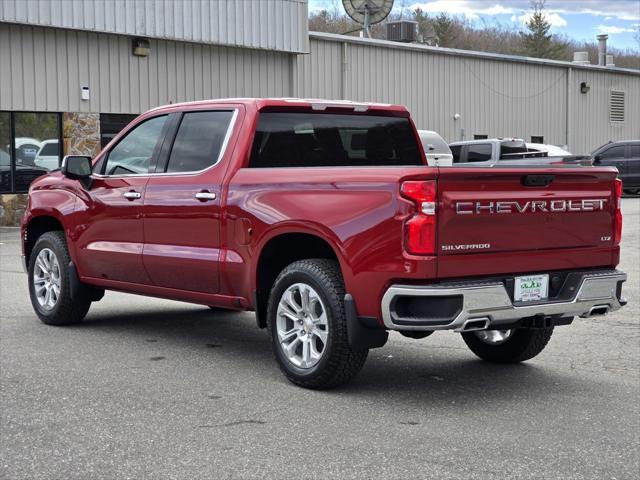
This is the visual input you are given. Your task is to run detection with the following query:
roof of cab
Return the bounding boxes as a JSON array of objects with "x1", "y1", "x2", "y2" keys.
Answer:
[{"x1": 148, "y1": 98, "x2": 409, "y2": 115}]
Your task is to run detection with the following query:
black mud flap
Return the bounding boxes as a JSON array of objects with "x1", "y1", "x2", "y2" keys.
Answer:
[
  {"x1": 345, "y1": 294, "x2": 388, "y2": 350},
  {"x1": 68, "y1": 262, "x2": 104, "y2": 302}
]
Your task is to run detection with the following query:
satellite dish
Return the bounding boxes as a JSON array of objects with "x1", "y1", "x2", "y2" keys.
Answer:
[{"x1": 342, "y1": 0, "x2": 394, "y2": 38}]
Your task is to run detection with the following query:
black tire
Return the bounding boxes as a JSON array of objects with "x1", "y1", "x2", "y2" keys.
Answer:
[
  {"x1": 461, "y1": 327, "x2": 554, "y2": 363},
  {"x1": 267, "y1": 259, "x2": 368, "y2": 389},
  {"x1": 28, "y1": 231, "x2": 91, "y2": 326}
]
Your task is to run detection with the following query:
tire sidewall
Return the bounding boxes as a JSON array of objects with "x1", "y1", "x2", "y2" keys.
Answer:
[
  {"x1": 268, "y1": 268, "x2": 340, "y2": 380},
  {"x1": 28, "y1": 234, "x2": 69, "y2": 320}
]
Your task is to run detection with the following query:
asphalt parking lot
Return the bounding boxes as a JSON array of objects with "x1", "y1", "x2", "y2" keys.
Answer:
[{"x1": 1, "y1": 198, "x2": 638, "y2": 480}]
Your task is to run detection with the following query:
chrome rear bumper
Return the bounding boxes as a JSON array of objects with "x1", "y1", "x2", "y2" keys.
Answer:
[{"x1": 381, "y1": 270, "x2": 627, "y2": 331}]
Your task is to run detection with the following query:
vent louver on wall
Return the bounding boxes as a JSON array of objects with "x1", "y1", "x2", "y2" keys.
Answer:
[{"x1": 609, "y1": 91, "x2": 625, "y2": 122}]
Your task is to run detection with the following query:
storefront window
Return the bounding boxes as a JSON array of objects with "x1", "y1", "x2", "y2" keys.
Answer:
[
  {"x1": 0, "y1": 112, "x2": 62, "y2": 193},
  {"x1": 0, "y1": 112, "x2": 11, "y2": 193}
]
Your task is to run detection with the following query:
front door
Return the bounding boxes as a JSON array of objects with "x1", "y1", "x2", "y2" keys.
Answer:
[
  {"x1": 74, "y1": 114, "x2": 169, "y2": 284},
  {"x1": 142, "y1": 109, "x2": 238, "y2": 294},
  {"x1": 596, "y1": 144, "x2": 628, "y2": 177}
]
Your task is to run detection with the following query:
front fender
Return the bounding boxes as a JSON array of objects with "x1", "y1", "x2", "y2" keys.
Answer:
[{"x1": 23, "y1": 188, "x2": 78, "y2": 264}]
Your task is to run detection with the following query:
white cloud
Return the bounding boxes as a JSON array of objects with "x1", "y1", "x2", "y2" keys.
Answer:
[
  {"x1": 408, "y1": 1, "x2": 515, "y2": 19},
  {"x1": 596, "y1": 25, "x2": 636, "y2": 34},
  {"x1": 517, "y1": 12, "x2": 568, "y2": 28},
  {"x1": 405, "y1": 1, "x2": 640, "y2": 22}
]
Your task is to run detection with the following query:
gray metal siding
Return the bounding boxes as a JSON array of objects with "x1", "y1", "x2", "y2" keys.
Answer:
[
  {"x1": 570, "y1": 70, "x2": 640, "y2": 152},
  {"x1": 298, "y1": 37, "x2": 639, "y2": 154},
  {"x1": 0, "y1": 23, "x2": 292, "y2": 114},
  {"x1": 302, "y1": 38, "x2": 569, "y2": 147},
  {"x1": 2, "y1": 22, "x2": 639, "y2": 154},
  {"x1": 0, "y1": 0, "x2": 309, "y2": 53}
]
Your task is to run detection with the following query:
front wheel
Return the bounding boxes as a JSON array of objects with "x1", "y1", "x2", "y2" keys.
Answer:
[
  {"x1": 267, "y1": 259, "x2": 368, "y2": 389},
  {"x1": 28, "y1": 231, "x2": 91, "y2": 326},
  {"x1": 461, "y1": 327, "x2": 553, "y2": 363}
]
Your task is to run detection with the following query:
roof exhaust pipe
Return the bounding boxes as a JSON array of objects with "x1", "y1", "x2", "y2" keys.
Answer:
[{"x1": 597, "y1": 34, "x2": 608, "y2": 66}]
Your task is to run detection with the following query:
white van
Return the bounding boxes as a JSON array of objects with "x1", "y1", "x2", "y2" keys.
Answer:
[{"x1": 417, "y1": 130, "x2": 453, "y2": 166}]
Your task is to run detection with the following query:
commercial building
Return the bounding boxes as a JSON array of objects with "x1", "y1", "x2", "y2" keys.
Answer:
[{"x1": 1, "y1": 0, "x2": 638, "y2": 224}]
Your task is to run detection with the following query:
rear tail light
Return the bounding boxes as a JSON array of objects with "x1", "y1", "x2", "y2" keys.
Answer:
[
  {"x1": 400, "y1": 181, "x2": 437, "y2": 255},
  {"x1": 613, "y1": 178, "x2": 623, "y2": 246}
]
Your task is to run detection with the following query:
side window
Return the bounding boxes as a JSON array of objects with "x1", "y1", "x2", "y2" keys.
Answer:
[
  {"x1": 467, "y1": 144, "x2": 492, "y2": 162},
  {"x1": 450, "y1": 145, "x2": 462, "y2": 163},
  {"x1": 599, "y1": 145, "x2": 625, "y2": 160},
  {"x1": 166, "y1": 111, "x2": 233, "y2": 173},
  {"x1": 103, "y1": 115, "x2": 167, "y2": 175},
  {"x1": 630, "y1": 145, "x2": 640, "y2": 157}
]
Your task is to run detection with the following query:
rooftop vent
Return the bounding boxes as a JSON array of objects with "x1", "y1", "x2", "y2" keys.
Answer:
[
  {"x1": 386, "y1": 21, "x2": 418, "y2": 43},
  {"x1": 606, "y1": 54, "x2": 615, "y2": 67},
  {"x1": 572, "y1": 51, "x2": 590, "y2": 65}
]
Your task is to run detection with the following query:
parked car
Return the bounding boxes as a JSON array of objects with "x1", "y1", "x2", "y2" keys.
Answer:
[
  {"x1": 12, "y1": 137, "x2": 42, "y2": 166},
  {"x1": 591, "y1": 140, "x2": 640, "y2": 194},
  {"x1": 34, "y1": 139, "x2": 60, "y2": 171},
  {"x1": 21, "y1": 98, "x2": 626, "y2": 389},
  {"x1": 0, "y1": 148, "x2": 49, "y2": 192},
  {"x1": 417, "y1": 130, "x2": 452, "y2": 166},
  {"x1": 450, "y1": 138, "x2": 590, "y2": 166}
]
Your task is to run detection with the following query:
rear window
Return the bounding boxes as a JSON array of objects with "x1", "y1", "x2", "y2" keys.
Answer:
[
  {"x1": 39, "y1": 142, "x2": 59, "y2": 156},
  {"x1": 249, "y1": 112, "x2": 422, "y2": 168},
  {"x1": 467, "y1": 144, "x2": 492, "y2": 162}
]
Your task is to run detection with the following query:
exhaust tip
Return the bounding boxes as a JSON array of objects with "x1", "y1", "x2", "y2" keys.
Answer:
[
  {"x1": 461, "y1": 317, "x2": 490, "y2": 332},
  {"x1": 588, "y1": 305, "x2": 610, "y2": 316}
]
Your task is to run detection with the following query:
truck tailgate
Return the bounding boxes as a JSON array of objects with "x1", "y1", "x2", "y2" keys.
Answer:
[{"x1": 437, "y1": 167, "x2": 619, "y2": 278}]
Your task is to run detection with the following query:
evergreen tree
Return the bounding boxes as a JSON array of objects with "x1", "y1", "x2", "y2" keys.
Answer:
[
  {"x1": 433, "y1": 13, "x2": 458, "y2": 47},
  {"x1": 520, "y1": 0, "x2": 566, "y2": 59}
]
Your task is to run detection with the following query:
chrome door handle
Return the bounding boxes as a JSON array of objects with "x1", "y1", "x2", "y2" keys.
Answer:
[
  {"x1": 195, "y1": 192, "x2": 217, "y2": 201},
  {"x1": 123, "y1": 191, "x2": 141, "y2": 200}
]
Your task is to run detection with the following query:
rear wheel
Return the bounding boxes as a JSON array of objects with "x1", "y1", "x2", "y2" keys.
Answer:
[
  {"x1": 461, "y1": 327, "x2": 553, "y2": 363},
  {"x1": 267, "y1": 259, "x2": 368, "y2": 389},
  {"x1": 28, "y1": 231, "x2": 91, "y2": 326}
]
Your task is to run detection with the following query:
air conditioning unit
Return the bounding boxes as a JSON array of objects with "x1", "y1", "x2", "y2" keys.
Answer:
[{"x1": 386, "y1": 21, "x2": 418, "y2": 43}]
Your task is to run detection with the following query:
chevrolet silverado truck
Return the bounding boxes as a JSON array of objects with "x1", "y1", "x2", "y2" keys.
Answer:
[{"x1": 21, "y1": 98, "x2": 627, "y2": 389}]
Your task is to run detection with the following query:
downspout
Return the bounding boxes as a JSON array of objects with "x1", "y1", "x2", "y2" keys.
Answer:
[
  {"x1": 566, "y1": 67, "x2": 572, "y2": 151},
  {"x1": 341, "y1": 42, "x2": 348, "y2": 100}
]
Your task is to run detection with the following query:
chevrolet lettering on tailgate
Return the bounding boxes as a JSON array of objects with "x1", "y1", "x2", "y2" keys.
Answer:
[{"x1": 455, "y1": 199, "x2": 606, "y2": 214}]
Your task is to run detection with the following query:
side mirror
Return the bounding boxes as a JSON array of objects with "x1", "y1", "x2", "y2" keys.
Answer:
[
  {"x1": 592, "y1": 155, "x2": 601, "y2": 164},
  {"x1": 62, "y1": 155, "x2": 92, "y2": 179},
  {"x1": 62, "y1": 155, "x2": 92, "y2": 188}
]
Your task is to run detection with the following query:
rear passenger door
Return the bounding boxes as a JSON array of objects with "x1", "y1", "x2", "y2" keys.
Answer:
[{"x1": 141, "y1": 108, "x2": 239, "y2": 294}]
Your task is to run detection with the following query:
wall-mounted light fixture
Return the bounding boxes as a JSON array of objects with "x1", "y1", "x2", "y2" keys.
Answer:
[
  {"x1": 580, "y1": 81, "x2": 591, "y2": 94},
  {"x1": 453, "y1": 113, "x2": 461, "y2": 120},
  {"x1": 132, "y1": 38, "x2": 150, "y2": 57}
]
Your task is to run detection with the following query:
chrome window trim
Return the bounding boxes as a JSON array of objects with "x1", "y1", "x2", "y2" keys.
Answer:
[{"x1": 92, "y1": 109, "x2": 238, "y2": 179}]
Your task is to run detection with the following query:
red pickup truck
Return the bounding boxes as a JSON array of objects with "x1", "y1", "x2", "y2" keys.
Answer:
[{"x1": 21, "y1": 98, "x2": 627, "y2": 389}]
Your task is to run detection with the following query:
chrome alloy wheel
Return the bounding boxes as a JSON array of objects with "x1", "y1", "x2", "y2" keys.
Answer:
[
  {"x1": 32, "y1": 248, "x2": 61, "y2": 311},
  {"x1": 474, "y1": 329, "x2": 514, "y2": 345},
  {"x1": 276, "y1": 283, "x2": 329, "y2": 369}
]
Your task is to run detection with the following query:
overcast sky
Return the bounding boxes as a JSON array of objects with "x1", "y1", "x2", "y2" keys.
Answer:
[{"x1": 309, "y1": 0, "x2": 640, "y2": 51}]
